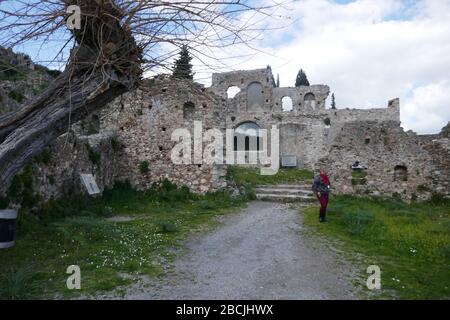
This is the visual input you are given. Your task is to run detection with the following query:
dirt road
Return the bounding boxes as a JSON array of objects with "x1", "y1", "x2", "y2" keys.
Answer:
[{"x1": 117, "y1": 201, "x2": 360, "y2": 299}]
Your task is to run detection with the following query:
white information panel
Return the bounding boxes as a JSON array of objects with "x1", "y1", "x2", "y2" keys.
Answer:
[
  {"x1": 281, "y1": 155, "x2": 297, "y2": 167},
  {"x1": 80, "y1": 173, "x2": 101, "y2": 196}
]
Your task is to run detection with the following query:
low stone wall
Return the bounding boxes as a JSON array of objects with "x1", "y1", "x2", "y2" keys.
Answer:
[{"x1": 32, "y1": 131, "x2": 119, "y2": 202}]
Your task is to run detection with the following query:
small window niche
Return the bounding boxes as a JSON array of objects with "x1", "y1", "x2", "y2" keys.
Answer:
[
  {"x1": 183, "y1": 101, "x2": 195, "y2": 119},
  {"x1": 394, "y1": 165, "x2": 408, "y2": 181}
]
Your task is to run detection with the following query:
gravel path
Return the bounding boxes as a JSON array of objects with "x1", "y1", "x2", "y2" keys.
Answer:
[{"x1": 117, "y1": 201, "x2": 359, "y2": 299}]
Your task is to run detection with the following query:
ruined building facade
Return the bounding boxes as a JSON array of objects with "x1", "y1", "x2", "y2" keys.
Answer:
[{"x1": 23, "y1": 67, "x2": 450, "y2": 201}]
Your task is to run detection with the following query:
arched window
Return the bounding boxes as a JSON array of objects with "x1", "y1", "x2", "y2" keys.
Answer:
[
  {"x1": 227, "y1": 86, "x2": 240, "y2": 99},
  {"x1": 247, "y1": 82, "x2": 264, "y2": 109},
  {"x1": 234, "y1": 122, "x2": 261, "y2": 151},
  {"x1": 183, "y1": 101, "x2": 195, "y2": 119},
  {"x1": 394, "y1": 165, "x2": 408, "y2": 181},
  {"x1": 304, "y1": 92, "x2": 316, "y2": 110},
  {"x1": 281, "y1": 96, "x2": 293, "y2": 112}
]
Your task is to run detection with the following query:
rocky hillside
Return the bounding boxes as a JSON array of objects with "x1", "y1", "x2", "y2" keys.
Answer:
[{"x1": 0, "y1": 46, "x2": 61, "y2": 115}]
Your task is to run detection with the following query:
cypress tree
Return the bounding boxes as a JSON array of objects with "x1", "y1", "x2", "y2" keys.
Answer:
[
  {"x1": 295, "y1": 69, "x2": 310, "y2": 86},
  {"x1": 331, "y1": 93, "x2": 336, "y2": 109}
]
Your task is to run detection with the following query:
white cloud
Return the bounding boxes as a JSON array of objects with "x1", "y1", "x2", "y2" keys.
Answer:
[
  {"x1": 402, "y1": 80, "x2": 450, "y2": 133},
  {"x1": 192, "y1": 0, "x2": 450, "y2": 134}
]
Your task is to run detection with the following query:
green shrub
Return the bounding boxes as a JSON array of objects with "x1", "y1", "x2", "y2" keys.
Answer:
[
  {"x1": 443, "y1": 245, "x2": 450, "y2": 260},
  {"x1": 144, "y1": 180, "x2": 196, "y2": 203},
  {"x1": 242, "y1": 183, "x2": 256, "y2": 200},
  {"x1": 86, "y1": 123, "x2": 99, "y2": 135},
  {"x1": 86, "y1": 144, "x2": 101, "y2": 165},
  {"x1": 196, "y1": 200, "x2": 214, "y2": 211},
  {"x1": 46, "y1": 69, "x2": 61, "y2": 78},
  {"x1": 417, "y1": 184, "x2": 430, "y2": 192},
  {"x1": 110, "y1": 137, "x2": 121, "y2": 151},
  {"x1": 35, "y1": 148, "x2": 52, "y2": 165},
  {"x1": 8, "y1": 90, "x2": 25, "y2": 103},
  {"x1": 351, "y1": 170, "x2": 367, "y2": 185},
  {"x1": 392, "y1": 192, "x2": 402, "y2": 201},
  {"x1": 5, "y1": 164, "x2": 39, "y2": 208},
  {"x1": 102, "y1": 206, "x2": 113, "y2": 217},
  {"x1": 342, "y1": 210, "x2": 375, "y2": 236},
  {"x1": 139, "y1": 160, "x2": 150, "y2": 174},
  {"x1": 159, "y1": 221, "x2": 177, "y2": 233},
  {"x1": 428, "y1": 193, "x2": 450, "y2": 206},
  {"x1": 0, "y1": 268, "x2": 36, "y2": 300}
]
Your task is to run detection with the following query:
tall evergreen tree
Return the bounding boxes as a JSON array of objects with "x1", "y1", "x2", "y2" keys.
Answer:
[
  {"x1": 172, "y1": 45, "x2": 194, "y2": 79},
  {"x1": 267, "y1": 65, "x2": 277, "y2": 87},
  {"x1": 295, "y1": 69, "x2": 310, "y2": 86},
  {"x1": 276, "y1": 74, "x2": 280, "y2": 88},
  {"x1": 331, "y1": 93, "x2": 336, "y2": 109}
]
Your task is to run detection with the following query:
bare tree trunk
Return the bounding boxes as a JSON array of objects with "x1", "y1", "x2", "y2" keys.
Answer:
[{"x1": 0, "y1": 0, "x2": 142, "y2": 194}]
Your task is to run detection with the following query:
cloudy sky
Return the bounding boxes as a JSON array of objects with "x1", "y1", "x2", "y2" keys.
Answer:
[
  {"x1": 191, "y1": 0, "x2": 450, "y2": 134},
  {"x1": 10, "y1": 0, "x2": 450, "y2": 134}
]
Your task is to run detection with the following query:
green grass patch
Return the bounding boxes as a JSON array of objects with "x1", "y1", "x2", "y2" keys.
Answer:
[
  {"x1": 303, "y1": 195, "x2": 450, "y2": 299},
  {"x1": 139, "y1": 160, "x2": 150, "y2": 174},
  {"x1": 351, "y1": 170, "x2": 367, "y2": 185},
  {"x1": 227, "y1": 165, "x2": 313, "y2": 187},
  {"x1": 0, "y1": 180, "x2": 249, "y2": 299}
]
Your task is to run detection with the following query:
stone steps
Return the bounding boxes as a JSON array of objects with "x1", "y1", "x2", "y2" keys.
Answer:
[
  {"x1": 255, "y1": 187, "x2": 312, "y2": 195},
  {"x1": 255, "y1": 184, "x2": 315, "y2": 203},
  {"x1": 255, "y1": 184, "x2": 312, "y2": 190}
]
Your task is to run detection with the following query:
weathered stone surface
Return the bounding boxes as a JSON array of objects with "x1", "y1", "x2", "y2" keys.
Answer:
[{"x1": 26, "y1": 68, "x2": 449, "y2": 201}]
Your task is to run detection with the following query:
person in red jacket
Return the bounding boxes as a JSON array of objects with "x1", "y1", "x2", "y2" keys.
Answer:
[{"x1": 312, "y1": 169, "x2": 331, "y2": 222}]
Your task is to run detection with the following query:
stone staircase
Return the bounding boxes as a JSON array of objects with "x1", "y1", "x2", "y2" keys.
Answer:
[{"x1": 255, "y1": 184, "x2": 316, "y2": 203}]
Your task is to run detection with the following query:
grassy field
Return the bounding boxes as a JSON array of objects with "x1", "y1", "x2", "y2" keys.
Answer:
[
  {"x1": 303, "y1": 195, "x2": 450, "y2": 299},
  {"x1": 227, "y1": 166, "x2": 314, "y2": 187},
  {"x1": 0, "y1": 181, "x2": 249, "y2": 299}
]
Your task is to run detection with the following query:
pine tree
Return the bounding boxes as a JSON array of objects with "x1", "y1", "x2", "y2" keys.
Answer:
[
  {"x1": 276, "y1": 74, "x2": 280, "y2": 88},
  {"x1": 172, "y1": 45, "x2": 194, "y2": 79},
  {"x1": 295, "y1": 69, "x2": 310, "y2": 87},
  {"x1": 331, "y1": 93, "x2": 336, "y2": 109}
]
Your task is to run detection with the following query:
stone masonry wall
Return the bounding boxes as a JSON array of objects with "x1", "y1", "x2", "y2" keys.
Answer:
[
  {"x1": 32, "y1": 131, "x2": 119, "y2": 202},
  {"x1": 25, "y1": 68, "x2": 449, "y2": 202},
  {"x1": 99, "y1": 77, "x2": 228, "y2": 193}
]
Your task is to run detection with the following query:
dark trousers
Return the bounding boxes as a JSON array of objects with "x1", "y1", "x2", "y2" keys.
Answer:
[{"x1": 318, "y1": 193, "x2": 329, "y2": 220}]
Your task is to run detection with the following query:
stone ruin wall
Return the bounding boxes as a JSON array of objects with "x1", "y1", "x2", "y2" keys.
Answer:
[
  {"x1": 100, "y1": 77, "x2": 228, "y2": 193},
  {"x1": 19, "y1": 67, "x2": 449, "y2": 202},
  {"x1": 209, "y1": 67, "x2": 449, "y2": 200},
  {"x1": 210, "y1": 67, "x2": 332, "y2": 168},
  {"x1": 29, "y1": 77, "x2": 229, "y2": 202}
]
